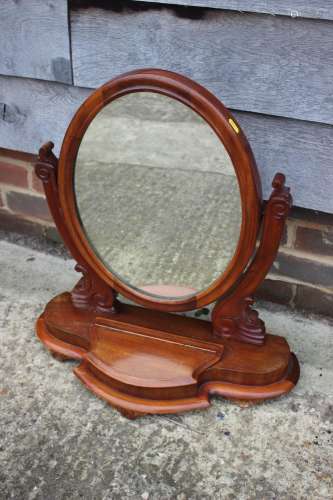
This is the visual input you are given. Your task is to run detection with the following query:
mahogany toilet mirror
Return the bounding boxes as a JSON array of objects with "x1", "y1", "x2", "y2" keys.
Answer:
[{"x1": 35, "y1": 69, "x2": 299, "y2": 419}]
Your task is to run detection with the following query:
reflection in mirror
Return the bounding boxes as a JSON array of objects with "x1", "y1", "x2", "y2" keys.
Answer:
[{"x1": 75, "y1": 92, "x2": 242, "y2": 299}]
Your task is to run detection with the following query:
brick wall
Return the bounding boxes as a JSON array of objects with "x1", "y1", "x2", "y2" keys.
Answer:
[
  {"x1": 0, "y1": 148, "x2": 58, "y2": 240},
  {"x1": 256, "y1": 208, "x2": 333, "y2": 317},
  {"x1": 0, "y1": 147, "x2": 332, "y2": 317}
]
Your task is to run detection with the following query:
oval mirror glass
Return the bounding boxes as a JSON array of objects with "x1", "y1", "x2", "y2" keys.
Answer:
[{"x1": 74, "y1": 92, "x2": 242, "y2": 300}]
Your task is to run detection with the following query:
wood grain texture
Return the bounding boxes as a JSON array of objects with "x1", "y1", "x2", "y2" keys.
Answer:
[
  {"x1": 35, "y1": 142, "x2": 116, "y2": 315},
  {"x1": 70, "y1": 7, "x2": 333, "y2": 125},
  {"x1": 36, "y1": 293, "x2": 299, "y2": 417},
  {"x1": 133, "y1": 0, "x2": 333, "y2": 21},
  {"x1": 233, "y1": 111, "x2": 333, "y2": 214},
  {"x1": 57, "y1": 69, "x2": 261, "y2": 312},
  {"x1": 33, "y1": 69, "x2": 299, "y2": 416},
  {"x1": 1, "y1": 75, "x2": 332, "y2": 212},
  {"x1": 0, "y1": 76, "x2": 91, "y2": 156},
  {"x1": 0, "y1": 0, "x2": 72, "y2": 84},
  {"x1": 212, "y1": 173, "x2": 292, "y2": 345}
]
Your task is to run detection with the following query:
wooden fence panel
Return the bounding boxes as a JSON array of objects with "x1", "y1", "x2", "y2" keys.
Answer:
[
  {"x1": 1, "y1": 76, "x2": 332, "y2": 212},
  {"x1": 0, "y1": 76, "x2": 90, "y2": 155},
  {"x1": 234, "y1": 111, "x2": 333, "y2": 213},
  {"x1": 0, "y1": 0, "x2": 72, "y2": 84},
  {"x1": 133, "y1": 0, "x2": 333, "y2": 21},
  {"x1": 71, "y1": 5, "x2": 333, "y2": 125}
]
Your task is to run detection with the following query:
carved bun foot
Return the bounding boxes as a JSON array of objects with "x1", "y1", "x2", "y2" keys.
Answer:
[
  {"x1": 50, "y1": 351, "x2": 73, "y2": 362},
  {"x1": 116, "y1": 408, "x2": 145, "y2": 420}
]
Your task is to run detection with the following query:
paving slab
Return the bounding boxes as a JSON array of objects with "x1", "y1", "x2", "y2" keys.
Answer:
[{"x1": 0, "y1": 240, "x2": 332, "y2": 500}]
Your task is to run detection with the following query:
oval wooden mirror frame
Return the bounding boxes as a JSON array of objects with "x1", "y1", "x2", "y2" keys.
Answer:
[
  {"x1": 58, "y1": 69, "x2": 262, "y2": 312},
  {"x1": 34, "y1": 69, "x2": 299, "y2": 419}
]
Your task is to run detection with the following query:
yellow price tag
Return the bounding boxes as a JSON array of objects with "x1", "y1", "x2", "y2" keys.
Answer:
[{"x1": 228, "y1": 118, "x2": 239, "y2": 134}]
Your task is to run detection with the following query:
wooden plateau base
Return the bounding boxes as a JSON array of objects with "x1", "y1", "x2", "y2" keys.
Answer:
[{"x1": 36, "y1": 293, "x2": 299, "y2": 419}]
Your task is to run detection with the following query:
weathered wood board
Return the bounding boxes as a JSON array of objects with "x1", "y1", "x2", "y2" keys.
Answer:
[
  {"x1": 133, "y1": 0, "x2": 333, "y2": 21},
  {"x1": 1, "y1": 75, "x2": 332, "y2": 213},
  {"x1": 0, "y1": 76, "x2": 90, "y2": 156},
  {"x1": 233, "y1": 111, "x2": 333, "y2": 214},
  {"x1": 70, "y1": 6, "x2": 333, "y2": 126},
  {"x1": 0, "y1": 0, "x2": 72, "y2": 84}
]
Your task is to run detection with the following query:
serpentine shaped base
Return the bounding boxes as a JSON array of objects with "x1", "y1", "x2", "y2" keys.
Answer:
[{"x1": 36, "y1": 293, "x2": 299, "y2": 419}]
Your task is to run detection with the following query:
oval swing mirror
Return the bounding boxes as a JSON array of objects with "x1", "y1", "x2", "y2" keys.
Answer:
[
  {"x1": 37, "y1": 69, "x2": 298, "y2": 419},
  {"x1": 75, "y1": 92, "x2": 242, "y2": 300},
  {"x1": 59, "y1": 70, "x2": 261, "y2": 311}
]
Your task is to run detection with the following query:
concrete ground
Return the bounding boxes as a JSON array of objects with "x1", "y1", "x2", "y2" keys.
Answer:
[{"x1": 0, "y1": 237, "x2": 332, "y2": 499}]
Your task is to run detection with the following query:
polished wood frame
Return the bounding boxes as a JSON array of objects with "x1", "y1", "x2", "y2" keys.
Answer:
[
  {"x1": 59, "y1": 69, "x2": 262, "y2": 312},
  {"x1": 35, "y1": 69, "x2": 299, "y2": 418}
]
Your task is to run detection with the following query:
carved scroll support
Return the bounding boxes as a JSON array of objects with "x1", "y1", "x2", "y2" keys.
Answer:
[
  {"x1": 212, "y1": 173, "x2": 292, "y2": 345},
  {"x1": 35, "y1": 142, "x2": 117, "y2": 315}
]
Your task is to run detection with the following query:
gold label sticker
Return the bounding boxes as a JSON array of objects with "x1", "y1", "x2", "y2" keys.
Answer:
[{"x1": 228, "y1": 118, "x2": 239, "y2": 134}]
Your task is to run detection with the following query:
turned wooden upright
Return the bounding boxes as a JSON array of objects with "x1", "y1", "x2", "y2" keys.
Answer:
[{"x1": 34, "y1": 69, "x2": 299, "y2": 419}]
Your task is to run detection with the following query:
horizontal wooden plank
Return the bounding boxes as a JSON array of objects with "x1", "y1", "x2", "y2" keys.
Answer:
[
  {"x1": 233, "y1": 111, "x2": 333, "y2": 214},
  {"x1": 0, "y1": 0, "x2": 72, "y2": 84},
  {"x1": 0, "y1": 76, "x2": 332, "y2": 213},
  {"x1": 0, "y1": 76, "x2": 90, "y2": 156},
  {"x1": 133, "y1": 0, "x2": 333, "y2": 21},
  {"x1": 71, "y1": 6, "x2": 333, "y2": 125}
]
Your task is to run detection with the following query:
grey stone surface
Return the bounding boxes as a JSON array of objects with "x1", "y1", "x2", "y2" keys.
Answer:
[
  {"x1": 0, "y1": 239, "x2": 333, "y2": 499},
  {"x1": 0, "y1": 229, "x2": 69, "y2": 259}
]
